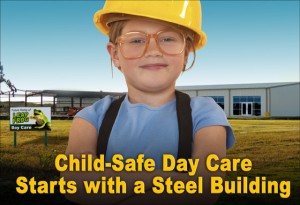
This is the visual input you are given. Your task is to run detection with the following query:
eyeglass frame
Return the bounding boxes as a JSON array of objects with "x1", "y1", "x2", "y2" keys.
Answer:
[{"x1": 115, "y1": 29, "x2": 189, "y2": 60}]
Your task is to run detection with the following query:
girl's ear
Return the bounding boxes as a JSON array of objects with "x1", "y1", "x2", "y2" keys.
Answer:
[{"x1": 107, "y1": 42, "x2": 120, "y2": 68}]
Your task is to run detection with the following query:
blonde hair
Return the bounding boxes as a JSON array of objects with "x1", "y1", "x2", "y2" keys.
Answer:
[{"x1": 108, "y1": 21, "x2": 126, "y2": 43}]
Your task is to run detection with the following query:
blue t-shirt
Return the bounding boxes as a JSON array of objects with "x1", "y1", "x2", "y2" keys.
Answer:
[{"x1": 75, "y1": 94, "x2": 235, "y2": 168}]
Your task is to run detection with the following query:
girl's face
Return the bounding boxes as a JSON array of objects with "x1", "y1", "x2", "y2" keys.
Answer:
[{"x1": 107, "y1": 19, "x2": 189, "y2": 93}]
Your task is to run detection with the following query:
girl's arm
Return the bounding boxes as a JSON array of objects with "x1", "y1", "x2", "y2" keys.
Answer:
[
  {"x1": 61, "y1": 118, "x2": 177, "y2": 205},
  {"x1": 60, "y1": 118, "x2": 136, "y2": 204},
  {"x1": 118, "y1": 125, "x2": 227, "y2": 205}
]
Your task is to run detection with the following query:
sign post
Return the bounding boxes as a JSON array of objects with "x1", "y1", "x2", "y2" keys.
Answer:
[
  {"x1": 14, "y1": 131, "x2": 17, "y2": 147},
  {"x1": 44, "y1": 131, "x2": 48, "y2": 147}
]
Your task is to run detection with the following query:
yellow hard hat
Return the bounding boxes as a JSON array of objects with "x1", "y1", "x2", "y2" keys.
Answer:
[{"x1": 94, "y1": 0, "x2": 207, "y2": 50}]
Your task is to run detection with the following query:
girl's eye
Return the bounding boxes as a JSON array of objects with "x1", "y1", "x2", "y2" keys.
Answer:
[
  {"x1": 129, "y1": 38, "x2": 146, "y2": 44},
  {"x1": 160, "y1": 37, "x2": 177, "y2": 43}
]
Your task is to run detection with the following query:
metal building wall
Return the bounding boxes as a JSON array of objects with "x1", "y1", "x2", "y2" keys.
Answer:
[
  {"x1": 270, "y1": 84, "x2": 300, "y2": 117},
  {"x1": 180, "y1": 90, "x2": 197, "y2": 97}
]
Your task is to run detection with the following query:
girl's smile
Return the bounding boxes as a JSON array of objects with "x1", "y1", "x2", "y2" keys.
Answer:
[{"x1": 139, "y1": 63, "x2": 168, "y2": 71}]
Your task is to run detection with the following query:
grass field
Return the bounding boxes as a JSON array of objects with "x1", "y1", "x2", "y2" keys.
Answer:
[{"x1": 0, "y1": 119, "x2": 299, "y2": 205}]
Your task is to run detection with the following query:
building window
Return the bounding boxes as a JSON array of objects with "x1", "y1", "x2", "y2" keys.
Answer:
[
  {"x1": 233, "y1": 96, "x2": 261, "y2": 116},
  {"x1": 208, "y1": 96, "x2": 224, "y2": 109}
]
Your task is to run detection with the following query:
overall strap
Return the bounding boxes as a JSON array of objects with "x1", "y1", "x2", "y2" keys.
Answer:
[
  {"x1": 97, "y1": 91, "x2": 193, "y2": 160},
  {"x1": 97, "y1": 95, "x2": 125, "y2": 156},
  {"x1": 175, "y1": 90, "x2": 193, "y2": 160}
]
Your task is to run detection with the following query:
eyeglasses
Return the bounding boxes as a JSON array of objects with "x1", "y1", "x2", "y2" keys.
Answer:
[{"x1": 116, "y1": 29, "x2": 187, "y2": 59}]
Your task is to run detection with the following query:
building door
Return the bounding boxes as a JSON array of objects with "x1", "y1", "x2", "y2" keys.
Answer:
[{"x1": 241, "y1": 102, "x2": 253, "y2": 116}]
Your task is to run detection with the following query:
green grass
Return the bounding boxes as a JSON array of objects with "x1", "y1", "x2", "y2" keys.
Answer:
[
  {"x1": 218, "y1": 120, "x2": 300, "y2": 205},
  {"x1": 0, "y1": 119, "x2": 299, "y2": 205}
]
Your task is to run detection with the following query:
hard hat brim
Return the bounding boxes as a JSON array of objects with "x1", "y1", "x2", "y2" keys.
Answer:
[{"x1": 94, "y1": 10, "x2": 207, "y2": 50}]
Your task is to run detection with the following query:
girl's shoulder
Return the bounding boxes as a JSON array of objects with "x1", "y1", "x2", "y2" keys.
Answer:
[
  {"x1": 190, "y1": 96, "x2": 226, "y2": 124},
  {"x1": 74, "y1": 95, "x2": 117, "y2": 129},
  {"x1": 190, "y1": 96, "x2": 225, "y2": 127}
]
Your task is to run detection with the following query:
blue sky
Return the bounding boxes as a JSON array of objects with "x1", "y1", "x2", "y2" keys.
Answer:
[{"x1": 1, "y1": 0, "x2": 299, "y2": 92}]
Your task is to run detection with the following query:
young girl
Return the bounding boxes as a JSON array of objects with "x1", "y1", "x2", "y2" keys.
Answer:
[{"x1": 62, "y1": 1, "x2": 235, "y2": 204}]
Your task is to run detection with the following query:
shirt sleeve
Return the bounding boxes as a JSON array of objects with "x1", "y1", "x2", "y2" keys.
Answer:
[
  {"x1": 74, "y1": 95, "x2": 114, "y2": 131},
  {"x1": 191, "y1": 96, "x2": 235, "y2": 149}
]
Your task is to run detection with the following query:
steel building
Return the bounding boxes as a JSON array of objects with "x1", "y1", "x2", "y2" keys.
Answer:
[{"x1": 177, "y1": 82, "x2": 300, "y2": 118}]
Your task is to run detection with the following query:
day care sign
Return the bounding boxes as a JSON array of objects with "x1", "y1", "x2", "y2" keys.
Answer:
[{"x1": 10, "y1": 107, "x2": 52, "y2": 131}]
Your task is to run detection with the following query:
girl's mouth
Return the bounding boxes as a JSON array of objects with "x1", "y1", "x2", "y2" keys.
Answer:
[{"x1": 140, "y1": 63, "x2": 168, "y2": 70}]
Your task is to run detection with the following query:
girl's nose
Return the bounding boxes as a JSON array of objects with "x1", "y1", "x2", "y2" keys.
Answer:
[{"x1": 144, "y1": 38, "x2": 163, "y2": 57}]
